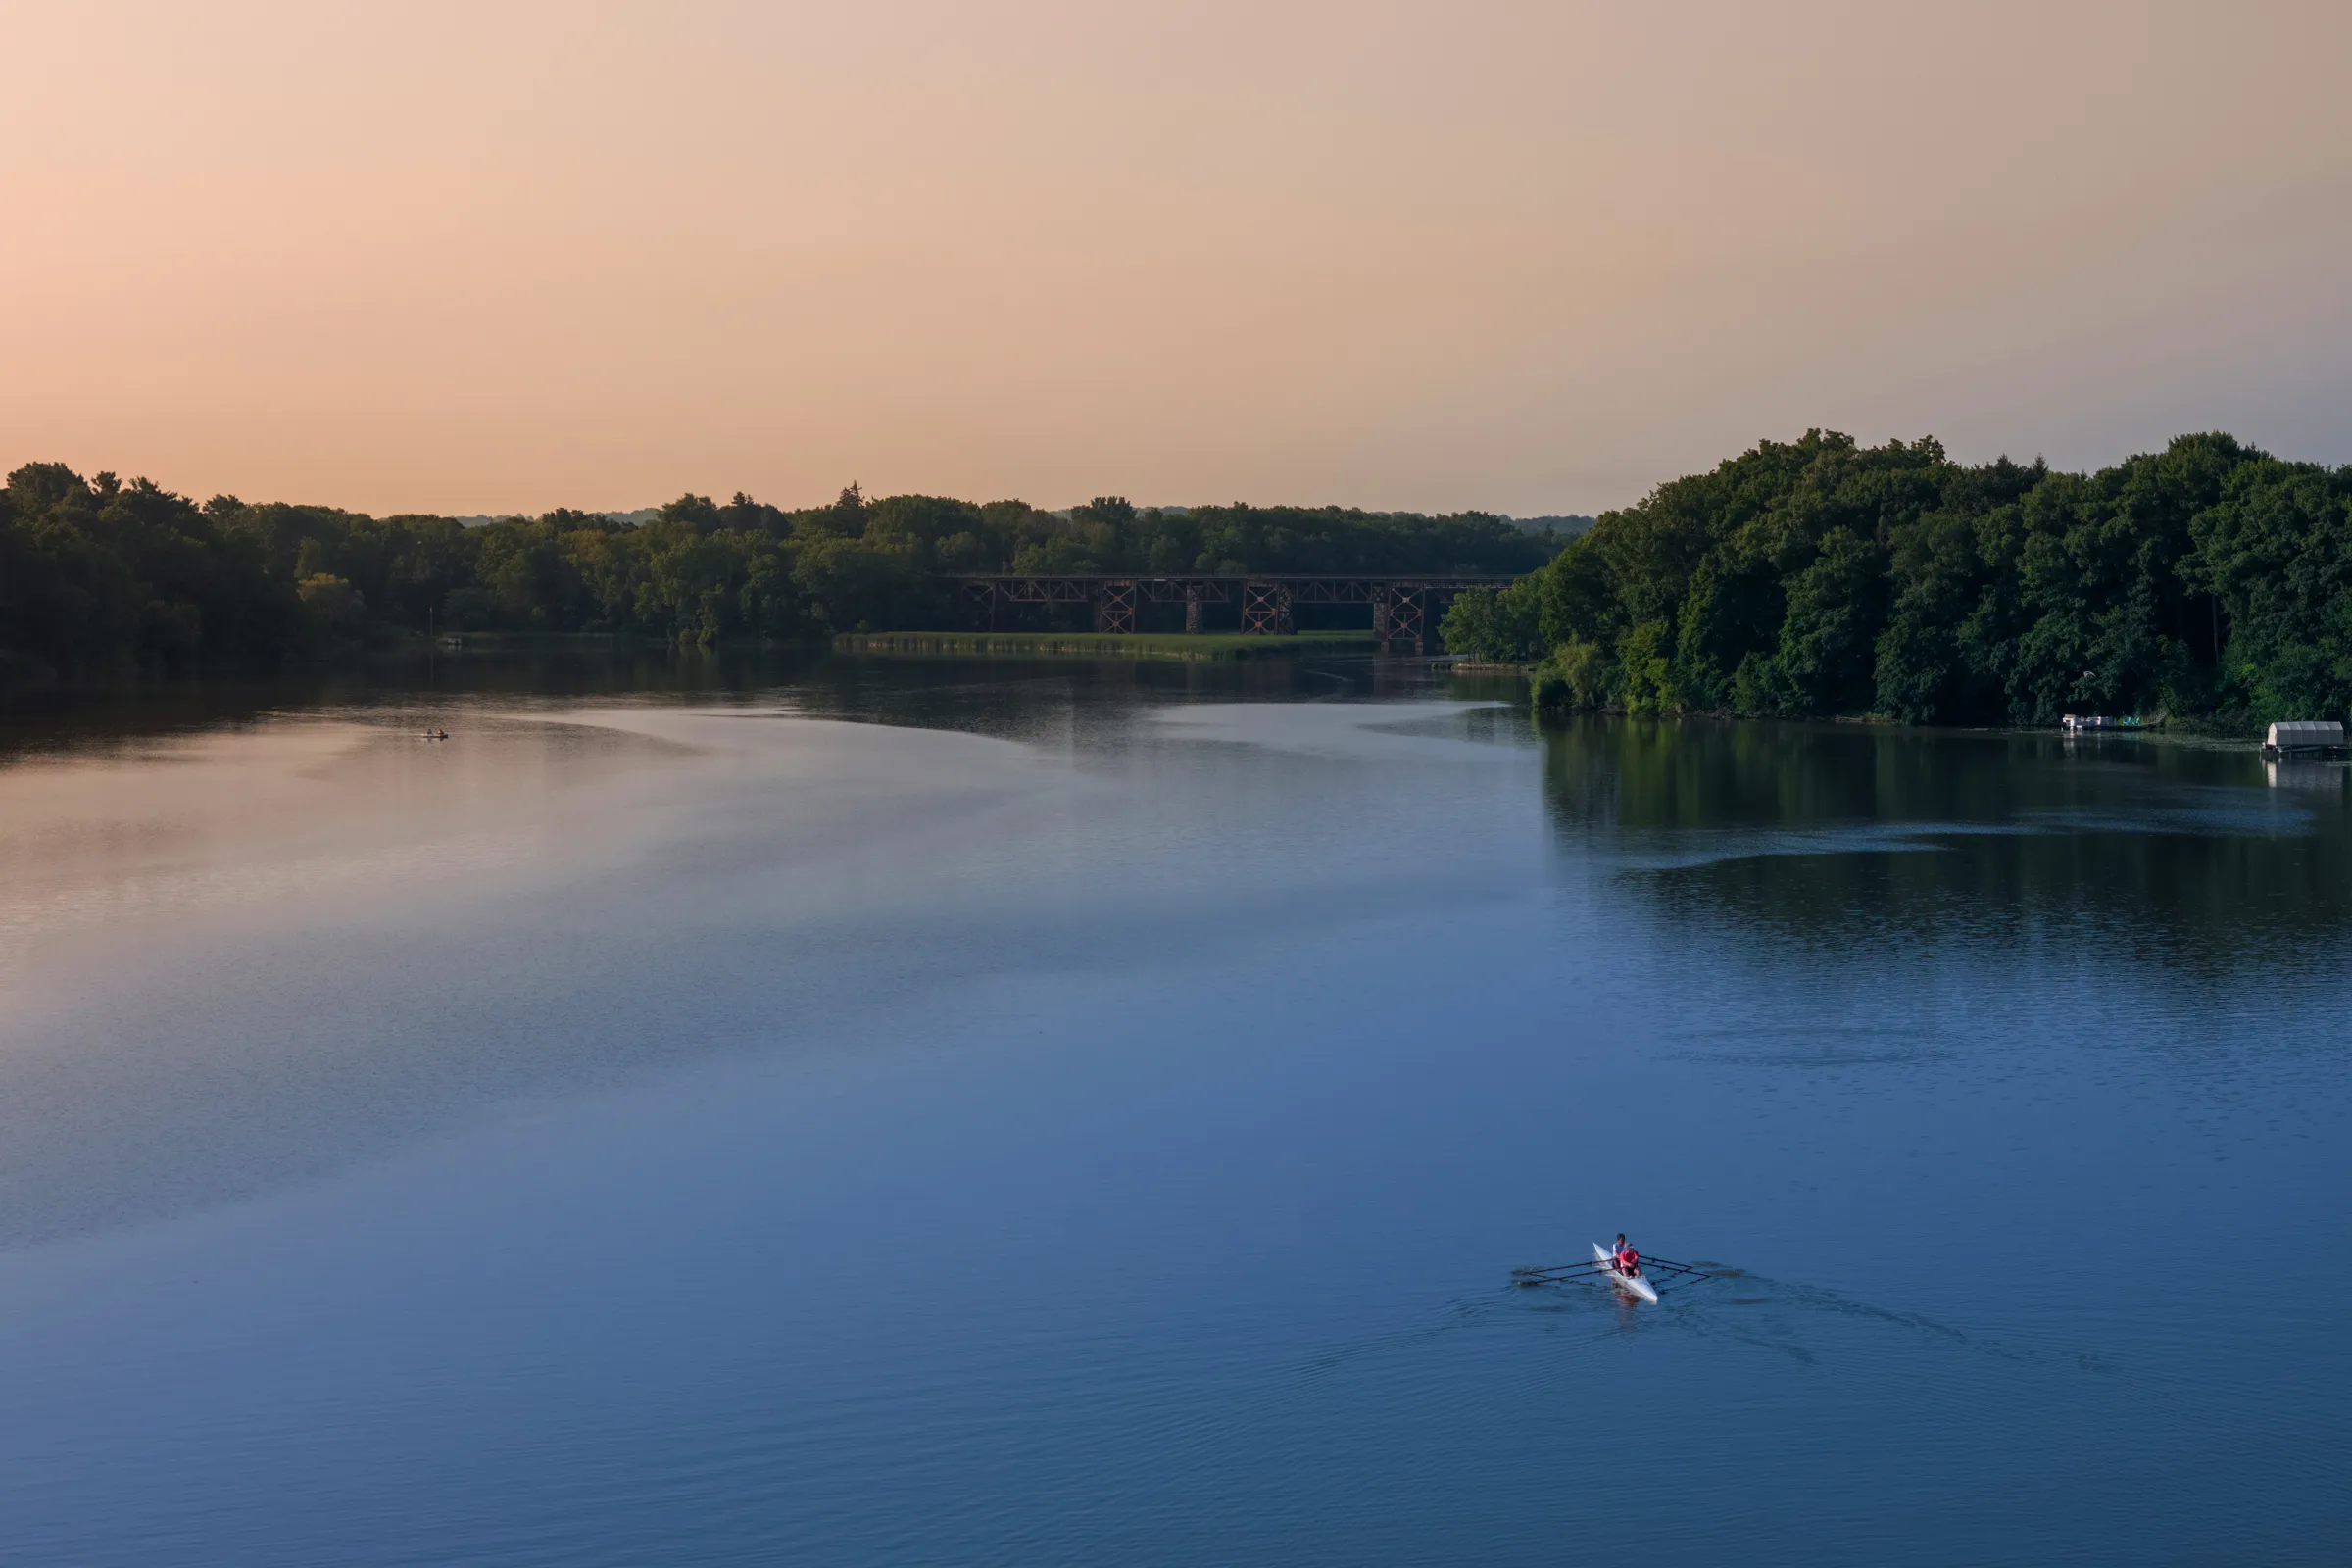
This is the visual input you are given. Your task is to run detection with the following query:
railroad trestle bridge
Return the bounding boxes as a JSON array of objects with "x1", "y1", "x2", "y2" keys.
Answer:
[{"x1": 946, "y1": 573, "x2": 1513, "y2": 652}]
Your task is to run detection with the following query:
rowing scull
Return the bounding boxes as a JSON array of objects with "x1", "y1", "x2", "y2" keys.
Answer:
[{"x1": 1592, "y1": 1242, "x2": 1659, "y2": 1303}]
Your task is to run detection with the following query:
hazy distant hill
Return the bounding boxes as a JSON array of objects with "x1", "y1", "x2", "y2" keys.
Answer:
[
  {"x1": 452, "y1": 505, "x2": 1585, "y2": 535},
  {"x1": 449, "y1": 509, "x2": 659, "y2": 528},
  {"x1": 1051, "y1": 506, "x2": 1594, "y2": 538}
]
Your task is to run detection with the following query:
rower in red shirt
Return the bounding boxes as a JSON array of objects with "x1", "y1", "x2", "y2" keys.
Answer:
[{"x1": 1612, "y1": 1233, "x2": 1642, "y2": 1278}]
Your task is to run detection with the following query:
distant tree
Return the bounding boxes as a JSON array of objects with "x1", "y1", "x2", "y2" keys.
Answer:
[
  {"x1": 1439, "y1": 581, "x2": 1544, "y2": 662},
  {"x1": 10, "y1": 440, "x2": 2351, "y2": 726}
]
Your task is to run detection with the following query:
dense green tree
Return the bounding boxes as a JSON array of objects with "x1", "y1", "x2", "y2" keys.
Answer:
[
  {"x1": 1436, "y1": 579, "x2": 1544, "y2": 662},
  {"x1": 2189, "y1": 456, "x2": 2352, "y2": 721},
  {"x1": 2, "y1": 464, "x2": 302, "y2": 677},
  {"x1": 1521, "y1": 430, "x2": 2350, "y2": 729},
  {"x1": 1771, "y1": 527, "x2": 1889, "y2": 715},
  {"x1": 15, "y1": 438, "x2": 2349, "y2": 729}
]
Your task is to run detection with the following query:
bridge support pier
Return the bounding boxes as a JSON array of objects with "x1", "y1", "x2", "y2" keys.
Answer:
[
  {"x1": 1093, "y1": 579, "x2": 1138, "y2": 634},
  {"x1": 1377, "y1": 586, "x2": 1427, "y2": 654},
  {"x1": 960, "y1": 579, "x2": 999, "y2": 630},
  {"x1": 1241, "y1": 582, "x2": 1294, "y2": 635}
]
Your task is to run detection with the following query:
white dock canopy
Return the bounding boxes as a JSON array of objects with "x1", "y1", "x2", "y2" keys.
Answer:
[{"x1": 2265, "y1": 720, "x2": 2345, "y2": 750}]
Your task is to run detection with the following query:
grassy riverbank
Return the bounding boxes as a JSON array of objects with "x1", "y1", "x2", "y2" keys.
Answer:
[{"x1": 833, "y1": 630, "x2": 1380, "y2": 661}]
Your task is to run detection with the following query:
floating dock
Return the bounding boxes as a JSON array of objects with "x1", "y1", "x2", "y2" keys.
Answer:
[{"x1": 2263, "y1": 720, "x2": 2345, "y2": 753}]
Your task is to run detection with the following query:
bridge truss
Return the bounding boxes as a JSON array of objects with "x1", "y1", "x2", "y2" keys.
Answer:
[{"x1": 944, "y1": 573, "x2": 1506, "y2": 652}]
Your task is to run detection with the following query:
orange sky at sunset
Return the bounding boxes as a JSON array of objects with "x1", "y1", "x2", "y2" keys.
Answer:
[{"x1": 6, "y1": 1, "x2": 2349, "y2": 516}]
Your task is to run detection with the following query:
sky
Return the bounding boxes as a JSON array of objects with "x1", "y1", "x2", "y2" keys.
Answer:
[{"x1": 5, "y1": 1, "x2": 2350, "y2": 518}]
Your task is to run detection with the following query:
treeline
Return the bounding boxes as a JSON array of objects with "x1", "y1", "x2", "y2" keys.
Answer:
[
  {"x1": 0, "y1": 464, "x2": 1551, "y2": 679},
  {"x1": 1441, "y1": 431, "x2": 2352, "y2": 726}
]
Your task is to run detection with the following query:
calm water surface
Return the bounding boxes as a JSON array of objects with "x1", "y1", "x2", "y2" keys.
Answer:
[{"x1": 1, "y1": 654, "x2": 2345, "y2": 1565}]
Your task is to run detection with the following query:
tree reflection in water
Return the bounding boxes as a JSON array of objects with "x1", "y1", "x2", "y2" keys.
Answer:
[{"x1": 1539, "y1": 714, "x2": 2352, "y2": 980}]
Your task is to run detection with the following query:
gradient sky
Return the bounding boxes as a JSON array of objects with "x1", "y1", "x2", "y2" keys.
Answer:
[{"x1": 7, "y1": 1, "x2": 2350, "y2": 516}]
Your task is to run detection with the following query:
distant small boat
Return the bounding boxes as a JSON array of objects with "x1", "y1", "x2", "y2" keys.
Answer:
[{"x1": 421, "y1": 729, "x2": 449, "y2": 740}]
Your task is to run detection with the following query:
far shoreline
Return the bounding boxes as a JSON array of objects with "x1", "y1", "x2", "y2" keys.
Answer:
[{"x1": 830, "y1": 630, "x2": 1382, "y2": 661}]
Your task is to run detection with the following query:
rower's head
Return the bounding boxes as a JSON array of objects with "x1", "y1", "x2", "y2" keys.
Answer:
[{"x1": 1614, "y1": 1234, "x2": 1626, "y2": 1247}]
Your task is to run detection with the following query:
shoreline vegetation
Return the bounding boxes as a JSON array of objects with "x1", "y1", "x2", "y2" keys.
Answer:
[
  {"x1": 1436, "y1": 430, "x2": 2352, "y2": 731},
  {"x1": 0, "y1": 466, "x2": 1553, "y2": 686},
  {"x1": 833, "y1": 630, "x2": 1376, "y2": 660},
  {"x1": 12, "y1": 430, "x2": 2350, "y2": 733}
]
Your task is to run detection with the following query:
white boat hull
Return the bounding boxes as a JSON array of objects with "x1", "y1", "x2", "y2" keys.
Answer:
[{"x1": 1593, "y1": 1243, "x2": 1658, "y2": 1303}]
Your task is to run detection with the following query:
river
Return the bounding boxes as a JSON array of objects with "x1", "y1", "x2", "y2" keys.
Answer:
[{"x1": 1, "y1": 653, "x2": 2344, "y2": 1565}]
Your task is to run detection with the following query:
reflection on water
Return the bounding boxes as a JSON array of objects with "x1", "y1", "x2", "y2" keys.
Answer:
[
  {"x1": 0, "y1": 646, "x2": 1462, "y2": 773},
  {"x1": 2267, "y1": 756, "x2": 2349, "y2": 793},
  {"x1": 0, "y1": 655, "x2": 1513, "y2": 1254},
  {"x1": 1, "y1": 660, "x2": 2345, "y2": 1568},
  {"x1": 1540, "y1": 715, "x2": 2352, "y2": 973}
]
